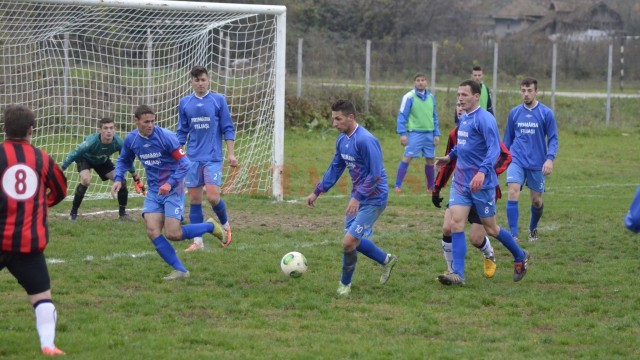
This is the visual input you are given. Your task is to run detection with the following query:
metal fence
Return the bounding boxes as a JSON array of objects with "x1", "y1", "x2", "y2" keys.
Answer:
[{"x1": 287, "y1": 35, "x2": 640, "y2": 127}]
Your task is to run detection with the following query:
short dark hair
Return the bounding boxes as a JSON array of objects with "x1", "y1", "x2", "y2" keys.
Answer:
[
  {"x1": 459, "y1": 79, "x2": 482, "y2": 95},
  {"x1": 190, "y1": 66, "x2": 208, "y2": 78},
  {"x1": 520, "y1": 77, "x2": 538, "y2": 90},
  {"x1": 331, "y1": 100, "x2": 357, "y2": 118},
  {"x1": 414, "y1": 72, "x2": 427, "y2": 80},
  {"x1": 3, "y1": 104, "x2": 34, "y2": 138},
  {"x1": 134, "y1": 105, "x2": 155, "y2": 120},
  {"x1": 472, "y1": 65, "x2": 483, "y2": 72},
  {"x1": 99, "y1": 117, "x2": 114, "y2": 127}
]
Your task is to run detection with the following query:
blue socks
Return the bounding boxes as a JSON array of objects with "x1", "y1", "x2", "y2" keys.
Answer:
[
  {"x1": 495, "y1": 228, "x2": 525, "y2": 262},
  {"x1": 152, "y1": 235, "x2": 187, "y2": 272},
  {"x1": 356, "y1": 238, "x2": 387, "y2": 265},
  {"x1": 340, "y1": 238, "x2": 388, "y2": 285},
  {"x1": 189, "y1": 204, "x2": 204, "y2": 224},
  {"x1": 530, "y1": 203, "x2": 544, "y2": 231},
  {"x1": 451, "y1": 232, "x2": 467, "y2": 278},
  {"x1": 506, "y1": 200, "x2": 519, "y2": 237},
  {"x1": 425, "y1": 164, "x2": 435, "y2": 191},
  {"x1": 213, "y1": 199, "x2": 228, "y2": 225},
  {"x1": 395, "y1": 161, "x2": 409, "y2": 189},
  {"x1": 181, "y1": 222, "x2": 214, "y2": 240},
  {"x1": 341, "y1": 250, "x2": 357, "y2": 286}
]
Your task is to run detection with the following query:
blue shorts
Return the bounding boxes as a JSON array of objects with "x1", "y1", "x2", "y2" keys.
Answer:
[
  {"x1": 142, "y1": 191, "x2": 185, "y2": 220},
  {"x1": 344, "y1": 203, "x2": 385, "y2": 240},
  {"x1": 403, "y1": 132, "x2": 435, "y2": 158},
  {"x1": 506, "y1": 163, "x2": 545, "y2": 193},
  {"x1": 185, "y1": 161, "x2": 223, "y2": 188},
  {"x1": 448, "y1": 185, "x2": 496, "y2": 219}
]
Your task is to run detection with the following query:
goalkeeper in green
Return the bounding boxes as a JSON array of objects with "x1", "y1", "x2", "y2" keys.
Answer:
[{"x1": 61, "y1": 117, "x2": 146, "y2": 221}]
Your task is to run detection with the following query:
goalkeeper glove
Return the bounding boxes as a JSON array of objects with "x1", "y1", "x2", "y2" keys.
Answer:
[
  {"x1": 432, "y1": 190, "x2": 443, "y2": 208},
  {"x1": 132, "y1": 173, "x2": 147, "y2": 196}
]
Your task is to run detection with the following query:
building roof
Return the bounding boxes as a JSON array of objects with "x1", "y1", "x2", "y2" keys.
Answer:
[{"x1": 494, "y1": 0, "x2": 550, "y2": 19}]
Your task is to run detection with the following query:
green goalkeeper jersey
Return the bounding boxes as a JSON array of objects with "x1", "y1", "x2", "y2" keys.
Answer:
[{"x1": 61, "y1": 133, "x2": 135, "y2": 173}]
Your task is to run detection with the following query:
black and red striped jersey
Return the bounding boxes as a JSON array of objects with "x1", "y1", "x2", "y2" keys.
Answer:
[
  {"x1": 434, "y1": 126, "x2": 511, "y2": 200},
  {"x1": 1, "y1": 139, "x2": 67, "y2": 253}
]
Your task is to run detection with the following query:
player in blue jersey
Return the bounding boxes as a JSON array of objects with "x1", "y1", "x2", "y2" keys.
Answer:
[
  {"x1": 177, "y1": 66, "x2": 236, "y2": 252},
  {"x1": 435, "y1": 80, "x2": 529, "y2": 286},
  {"x1": 306, "y1": 100, "x2": 398, "y2": 297},
  {"x1": 111, "y1": 105, "x2": 226, "y2": 280},
  {"x1": 394, "y1": 73, "x2": 440, "y2": 193},
  {"x1": 61, "y1": 118, "x2": 146, "y2": 221},
  {"x1": 625, "y1": 186, "x2": 640, "y2": 233},
  {"x1": 503, "y1": 78, "x2": 559, "y2": 242}
]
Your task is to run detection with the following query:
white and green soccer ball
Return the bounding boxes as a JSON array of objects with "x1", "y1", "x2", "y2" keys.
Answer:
[{"x1": 280, "y1": 251, "x2": 308, "y2": 278}]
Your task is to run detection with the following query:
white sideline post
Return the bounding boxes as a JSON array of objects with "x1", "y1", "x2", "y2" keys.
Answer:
[
  {"x1": 431, "y1": 41, "x2": 437, "y2": 95},
  {"x1": 365, "y1": 40, "x2": 371, "y2": 113},
  {"x1": 606, "y1": 44, "x2": 612, "y2": 127},
  {"x1": 492, "y1": 41, "x2": 498, "y2": 113},
  {"x1": 551, "y1": 42, "x2": 557, "y2": 113},
  {"x1": 297, "y1": 38, "x2": 303, "y2": 99},
  {"x1": 272, "y1": 9, "x2": 286, "y2": 201}
]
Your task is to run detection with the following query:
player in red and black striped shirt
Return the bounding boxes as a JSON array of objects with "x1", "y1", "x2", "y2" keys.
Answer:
[
  {"x1": 0, "y1": 104, "x2": 67, "y2": 356},
  {"x1": 432, "y1": 103, "x2": 511, "y2": 279}
]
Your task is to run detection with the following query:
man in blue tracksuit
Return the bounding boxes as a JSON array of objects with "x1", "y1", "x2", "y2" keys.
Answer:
[{"x1": 394, "y1": 73, "x2": 440, "y2": 193}]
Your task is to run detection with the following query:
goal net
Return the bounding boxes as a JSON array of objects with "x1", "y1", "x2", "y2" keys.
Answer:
[{"x1": 0, "y1": 0, "x2": 286, "y2": 200}]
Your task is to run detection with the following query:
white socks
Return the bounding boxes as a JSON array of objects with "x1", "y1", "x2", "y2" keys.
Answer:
[
  {"x1": 34, "y1": 300, "x2": 57, "y2": 349},
  {"x1": 442, "y1": 241, "x2": 453, "y2": 273}
]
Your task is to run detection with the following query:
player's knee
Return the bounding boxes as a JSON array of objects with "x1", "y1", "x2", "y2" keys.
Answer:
[
  {"x1": 484, "y1": 225, "x2": 500, "y2": 237},
  {"x1": 342, "y1": 235, "x2": 358, "y2": 252},
  {"x1": 207, "y1": 194, "x2": 221, "y2": 206},
  {"x1": 165, "y1": 231, "x2": 182, "y2": 241},
  {"x1": 532, "y1": 196, "x2": 543, "y2": 208},
  {"x1": 80, "y1": 178, "x2": 91, "y2": 187}
]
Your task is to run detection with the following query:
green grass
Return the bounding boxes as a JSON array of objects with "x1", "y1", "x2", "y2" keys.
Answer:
[{"x1": 1, "y1": 128, "x2": 640, "y2": 359}]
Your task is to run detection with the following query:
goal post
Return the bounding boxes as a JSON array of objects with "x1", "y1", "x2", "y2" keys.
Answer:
[{"x1": 0, "y1": 0, "x2": 286, "y2": 201}]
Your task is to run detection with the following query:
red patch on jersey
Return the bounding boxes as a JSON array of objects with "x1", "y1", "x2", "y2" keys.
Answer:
[{"x1": 172, "y1": 148, "x2": 186, "y2": 160}]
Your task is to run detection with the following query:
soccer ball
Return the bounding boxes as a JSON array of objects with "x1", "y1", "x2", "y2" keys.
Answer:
[{"x1": 280, "y1": 251, "x2": 308, "y2": 278}]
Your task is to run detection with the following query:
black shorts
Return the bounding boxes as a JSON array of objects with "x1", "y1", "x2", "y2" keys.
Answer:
[
  {"x1": 468, "y1": 206, "x2": 481, "y2": 225},
  {"x1": 446, "y1": 203, "x2": 482, "y2": 225},
  {"x1": 77, "y1": 159, "x2": 115, "y2": 181},
  {"x1": 0, "y1": 250, "x2": 51, "y2": 295}
]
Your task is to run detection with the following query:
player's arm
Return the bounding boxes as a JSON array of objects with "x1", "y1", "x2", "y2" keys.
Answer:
[
  {"x1": 176, "y1": 102, "x2": 189, "y2": 146},
  {"x1": 432, "y1": 94, "x2": 441, "y2": 140},
  {"x1": 44, "y1": 154, "x2": 68, "y2": 207},
  {"x1": 625, "y1": 186, "x2": 640, "y2": 233},
  {"x1": 494, "y1": 141, "x2": 512, "y2": 175},
  {"x1": 219, "y1": 96, "x2": 238, "y2": 167},
  {"x1": 312, "y1": 142, "x2": 347, "y2": 198},
  {"x1": 502, "y1": 109, "x2": 516, "y2": 149},
  {"x1": 225, "y1": 139, "x2": 238, "y2": 167},
  {"x1": 433, "y1": 128, "x2": 457, "y2": 208},
  {"x1": 112, "y1": 135, "x2": 136, "y2": 198},
  {"x1": 543, "y1": 108, "x2": 559, "y2": 176},
  {"x1": 471, "y1": 120, "x2": 500, "y2": 192},
  {"x1": 397, "y1": 93, "x2": 412, "y2": 145},
  {"x1": 61, "y1": 138, "x2": 90, "y2": 170}
]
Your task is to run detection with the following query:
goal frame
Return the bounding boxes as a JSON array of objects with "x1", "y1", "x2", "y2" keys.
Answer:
[{"x1": 2, "y1": 0, "x2": 287, "y2": 201}]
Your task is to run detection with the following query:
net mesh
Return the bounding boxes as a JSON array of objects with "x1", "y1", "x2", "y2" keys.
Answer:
[{"x1": 0, "y1": 0, "x2": 281, "y2": 199}]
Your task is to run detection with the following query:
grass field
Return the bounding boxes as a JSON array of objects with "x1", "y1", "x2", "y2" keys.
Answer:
[{"x1": 1, "y1": 127, "x2": 639, "y2": 359}]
